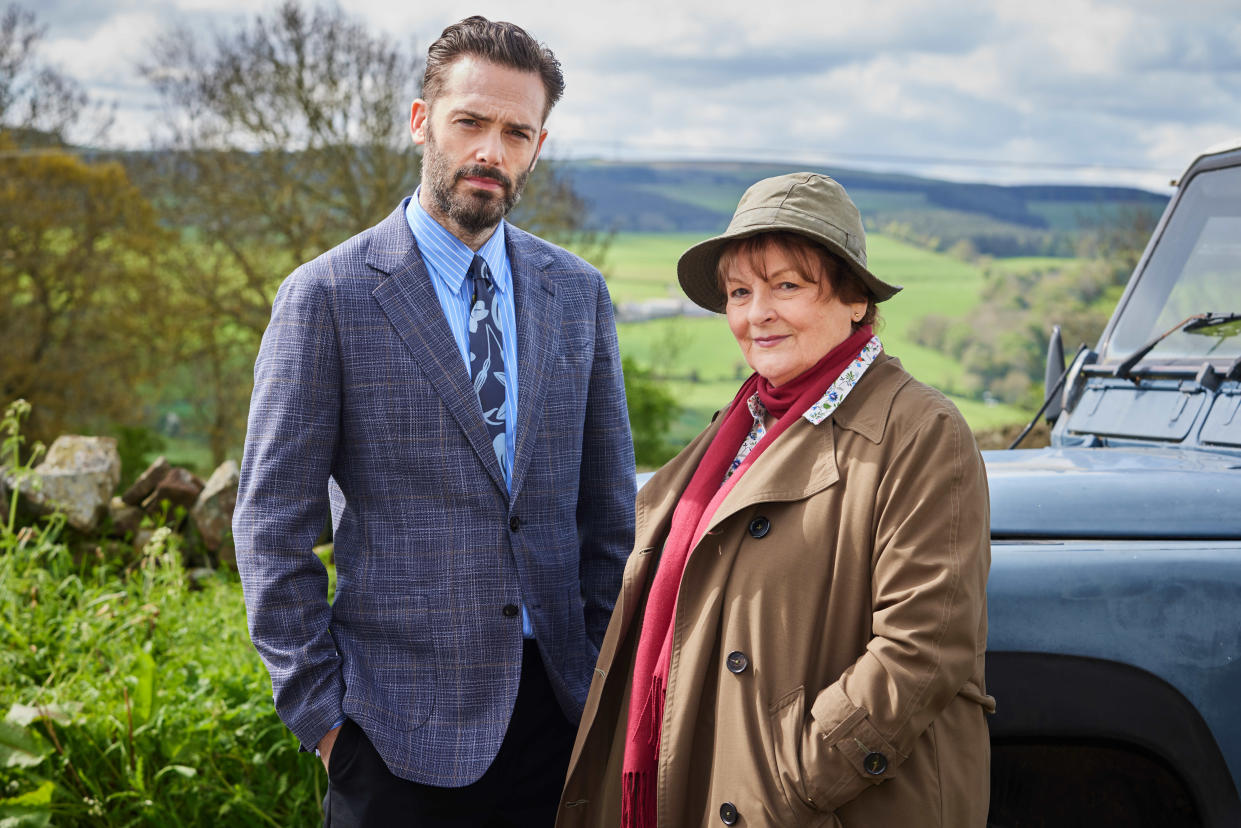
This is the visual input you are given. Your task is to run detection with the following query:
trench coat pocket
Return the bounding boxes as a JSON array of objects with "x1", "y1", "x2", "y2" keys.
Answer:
[{"x1": 769, "y1": 687, "x2": 841, "y2": 828}]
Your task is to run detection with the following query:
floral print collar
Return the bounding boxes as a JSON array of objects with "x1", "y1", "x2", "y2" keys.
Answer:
[{"x1": 725, "y1": 336, "x2": 882, "y2": 481}]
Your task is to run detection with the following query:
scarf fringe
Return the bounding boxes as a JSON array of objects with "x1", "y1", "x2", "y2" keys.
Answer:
[
  {"x1": 622, "y1": 770, "x2": 654, "y2": 828},
  {"x1": 647, "y1": 674, "x2": 665, "y2": 749},
  {"x1": 622, "y1": 676, "x2": 664, "y2": 828}
]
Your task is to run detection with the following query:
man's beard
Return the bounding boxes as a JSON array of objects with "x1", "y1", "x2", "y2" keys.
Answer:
[{"x1": 423, "y1": 126, "x2": 531, "y2": 235}]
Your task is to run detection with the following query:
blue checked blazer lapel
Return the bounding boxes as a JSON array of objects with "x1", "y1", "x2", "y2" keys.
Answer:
[
  {"x1": 507, "y1": 227, "x2": 561, "y2": 502},
  {"x1": 367, "y1": 204, "x2": 509, "y2": 495}
]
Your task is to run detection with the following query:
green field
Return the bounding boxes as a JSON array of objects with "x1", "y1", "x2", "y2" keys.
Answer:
[
  {"x1": 599, "y1": 232, "x2": 1032, "y2": 444},
  {"x1": 992, "y1": 255, "x2": 1080, "y2": 275},
  {"x1": 600, "y1": 233, "x2": 705, "y2": 300}
]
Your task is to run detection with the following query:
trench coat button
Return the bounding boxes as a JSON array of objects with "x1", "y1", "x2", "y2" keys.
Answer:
[
  {"x1": 509, "y1": 516, "x2": 521, "y2": 531},
  {"x1": 863, "y1": 751, "x2": 888, "y2": 775},
  {"x1": 502, "y1": 604, "x2": 520, "y2": 618},
  {"x1": 725, "y1": 651, "x2": 749, "y2": 674},
  {"x1": 719, "y1": 802, "x2": 739, "y2": 825},
  {"x1": 748, "y1": 516, "x2": 770, "y2": 538}
]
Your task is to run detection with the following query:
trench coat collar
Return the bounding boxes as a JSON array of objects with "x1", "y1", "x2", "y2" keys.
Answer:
[
  {"x1": 636, "y1": 353, "x2": 911, "y2": 547},
  {"x1": 829, "y1": 352, "x2": 908, "y2": 443}
]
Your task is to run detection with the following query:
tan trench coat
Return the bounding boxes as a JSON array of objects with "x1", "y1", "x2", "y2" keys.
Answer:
[{"x1": 557, "y1": 354, "x2": 995, "y2": 828}]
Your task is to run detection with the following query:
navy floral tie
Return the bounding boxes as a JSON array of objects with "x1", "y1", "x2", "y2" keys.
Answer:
[{"x1": 467, "y1": 255, "x2": 509, "y2": 480}]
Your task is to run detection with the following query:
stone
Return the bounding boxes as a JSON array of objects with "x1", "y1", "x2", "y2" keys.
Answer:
[
  {"x1": 141, "y1": 467, "x2": 204, "y2": 515},
  {"x1": 4, "y1": 436, "x2": 121, "y2": 532},
  {"x1": 191, "y1": 460, "x2": 239, "y2": 562},
  {"x1": 108, "y1": 496, "x2": 144, "y2": 536},
  {"x1": 122, "y1": 456, "x2": 170, "y2": 506}
]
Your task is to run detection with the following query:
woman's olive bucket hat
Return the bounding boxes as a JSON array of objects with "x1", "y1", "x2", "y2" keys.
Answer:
[{"x1": 677, "y1": 172, "x2": 903, "y2": 313}]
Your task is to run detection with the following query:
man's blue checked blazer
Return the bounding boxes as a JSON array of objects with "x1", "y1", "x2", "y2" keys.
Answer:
[{"x1": 233, "y1": 200, "x2": 636, "y2": 787}]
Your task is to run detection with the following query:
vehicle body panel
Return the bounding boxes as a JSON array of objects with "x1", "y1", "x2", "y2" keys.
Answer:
[
  {"x1": 986, "y1": 537, "x2": 1241, "y2": 787},
  {"x1": 987, "y1": 141, "x2": 1241, "y2": 822}
]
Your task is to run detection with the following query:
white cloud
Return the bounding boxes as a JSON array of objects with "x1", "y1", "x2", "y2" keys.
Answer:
[
  {"x1": 43, "y1": 11, "x2": 161, "y2": 78},
  {"x1": 28, "y1": 0, "x2": 1241, "y2": 189}
]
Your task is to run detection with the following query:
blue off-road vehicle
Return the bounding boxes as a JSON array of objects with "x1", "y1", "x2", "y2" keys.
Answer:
[{"x1": 984, "y1": 143, "x2": 1241, "y2": 826}]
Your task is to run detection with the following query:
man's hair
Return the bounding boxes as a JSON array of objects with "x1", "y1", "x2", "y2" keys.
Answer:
[{"x1": 422, "y1": 16, "x2": 565, "y2": 122}]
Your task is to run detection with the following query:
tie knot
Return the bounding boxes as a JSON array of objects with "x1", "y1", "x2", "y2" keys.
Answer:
[
  {"x1": 469, "y1": 255, "x2": 492, "y2": 284},
  {"x1": 469, "y1": 255, "x2": 495, "y2": 304}
]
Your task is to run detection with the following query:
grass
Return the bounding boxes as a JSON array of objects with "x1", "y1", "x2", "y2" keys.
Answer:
[
  {"x1": 992, "y1": 255, "x2": 1080, "y2": 275},
  {"x1": 0, "y1": 399, "x2": 325, "y2": 827},
  {"x1": 601, "y1": 233, "x2": 706, "y2": 301},
  {"x1": 0, "y1": 400, "x2": 336, "y2": 827},
  {"x1": 600, "y1": 231, "x2": 1033, "y2": 444},
  {"x1": 0, "y1": 523, "x2": 327, "y2": 827}
]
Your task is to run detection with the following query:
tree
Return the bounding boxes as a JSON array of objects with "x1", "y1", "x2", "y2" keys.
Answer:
[
  {"x1": 622, "y1": 357, "x2": 679, "y2": 468},
  {"x1": 141, "y1": 1, "x2": 422, "y2": 271},
  {"x1": 1075, "y1": 204, "x2": 1160, "y2": 283},
  {"x1": 0, "y1": 4, "x2": 84, "y2": 144},
  {"x1": 0, "y1": 140, "x2": 168, "y2": 444},
  {"x1": 135, "y1": 1, "x2": 423, "y2": 461},
  {"x1": 910, "y1": 207, "x2": 1160, "y2": 408},
  {"x1": 141, "y1": 0, "x2": 423, "y2": 292},
  {"x1": 1, "y1": 5, "x2": 165, "y2": 444}
]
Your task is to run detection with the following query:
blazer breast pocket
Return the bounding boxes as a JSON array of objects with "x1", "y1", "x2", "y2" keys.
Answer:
[{"x1": 334, "y1": 591, "x2": 435, "y2": 732}]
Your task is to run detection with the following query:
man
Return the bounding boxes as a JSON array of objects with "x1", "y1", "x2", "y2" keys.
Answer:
[{"x1": 233, "y1": 16, "x2": 636, "y2": 826}]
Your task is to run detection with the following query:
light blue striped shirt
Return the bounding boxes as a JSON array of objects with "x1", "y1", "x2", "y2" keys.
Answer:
[
  {"x1": 405, "y1": 193, "x2": 534, "y2": 639},
  {"x1": 406, "y1": 192, "x2": 519, "y2": 489}
]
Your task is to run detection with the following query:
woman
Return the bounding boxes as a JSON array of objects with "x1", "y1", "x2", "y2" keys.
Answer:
[{"x1": 558, "y1": 173, "x2": 994, "y2": 828}]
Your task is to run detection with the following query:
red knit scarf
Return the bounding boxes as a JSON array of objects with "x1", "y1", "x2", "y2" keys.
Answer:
[{"x1": 621, "y1": 325, "x2": 873, "y2": 828}]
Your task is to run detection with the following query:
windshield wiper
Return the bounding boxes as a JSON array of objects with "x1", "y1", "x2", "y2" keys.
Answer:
[
  {"x1": 1114, "y1": 312, "x2": 1240, "y2": 381},
  {"x1": 1183, "y1": 312, "x2": 1241, "y2": 332}
]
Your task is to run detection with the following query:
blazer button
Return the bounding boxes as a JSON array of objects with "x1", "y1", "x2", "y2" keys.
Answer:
[
  {"x1": 748, "y1": 516, "x2": 770, "y2": 538},
  {"x1": 509, "y1": 516, "x2": 521, "y2": 532},
  {"x1": 719, "y1": 802, "x2": 739, "y2": 825},
  {"x1": 725, "y1": 651, "x2": 749, "y2": 674},
  {"x1": 502, "y1": 604, "x2": 520, "y2": 618},
  {"x1": 863, "y1": 751, "x2": 888, "y2": 775}
]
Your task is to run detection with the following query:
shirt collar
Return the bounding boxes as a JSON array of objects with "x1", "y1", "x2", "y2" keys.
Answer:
[{"x1": 406, "y1": 189, "x2": 511, "y2": 296}]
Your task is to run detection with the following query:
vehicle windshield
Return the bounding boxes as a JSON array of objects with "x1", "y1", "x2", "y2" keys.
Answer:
[{"x1": 1102, "y1": 162, "x2": 1241, "y2": 364}]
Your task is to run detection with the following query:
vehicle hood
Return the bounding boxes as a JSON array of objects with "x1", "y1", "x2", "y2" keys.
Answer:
[{"x1": 983, "y1": 447, "x2": 1241, "y2": 539}]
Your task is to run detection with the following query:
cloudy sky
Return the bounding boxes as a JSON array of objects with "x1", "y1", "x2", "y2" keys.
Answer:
[{"x1": 31, "y1": 0, "x2": 1241, "y2": 193}]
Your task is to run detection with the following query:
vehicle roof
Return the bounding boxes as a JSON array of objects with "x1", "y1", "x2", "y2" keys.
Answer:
[{"x1": 1183, "y1": 141, "x2": 1241, "y2": 179}]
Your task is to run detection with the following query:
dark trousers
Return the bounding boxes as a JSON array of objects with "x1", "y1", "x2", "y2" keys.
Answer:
[{"x1": 323, "y1": 640, "x2": 576, "y2": 827}]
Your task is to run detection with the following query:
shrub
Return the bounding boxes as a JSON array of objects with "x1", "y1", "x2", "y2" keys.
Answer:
[
  {"x1": 1, "y1": 401, "x2": 323, "y2": 826},
  {"x1": 622, "y1": 357, "x2": 680, "y2": 469}
]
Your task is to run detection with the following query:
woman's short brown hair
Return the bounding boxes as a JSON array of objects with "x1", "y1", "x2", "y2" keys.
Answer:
[{"x1": 716, "y1": 231, "x2": 880, "y2": 330}]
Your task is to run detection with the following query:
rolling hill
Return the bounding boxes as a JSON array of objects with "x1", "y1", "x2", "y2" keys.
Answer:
[{"x1": 558, "y1": 160, "x2": 1168, "y2": 257}]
